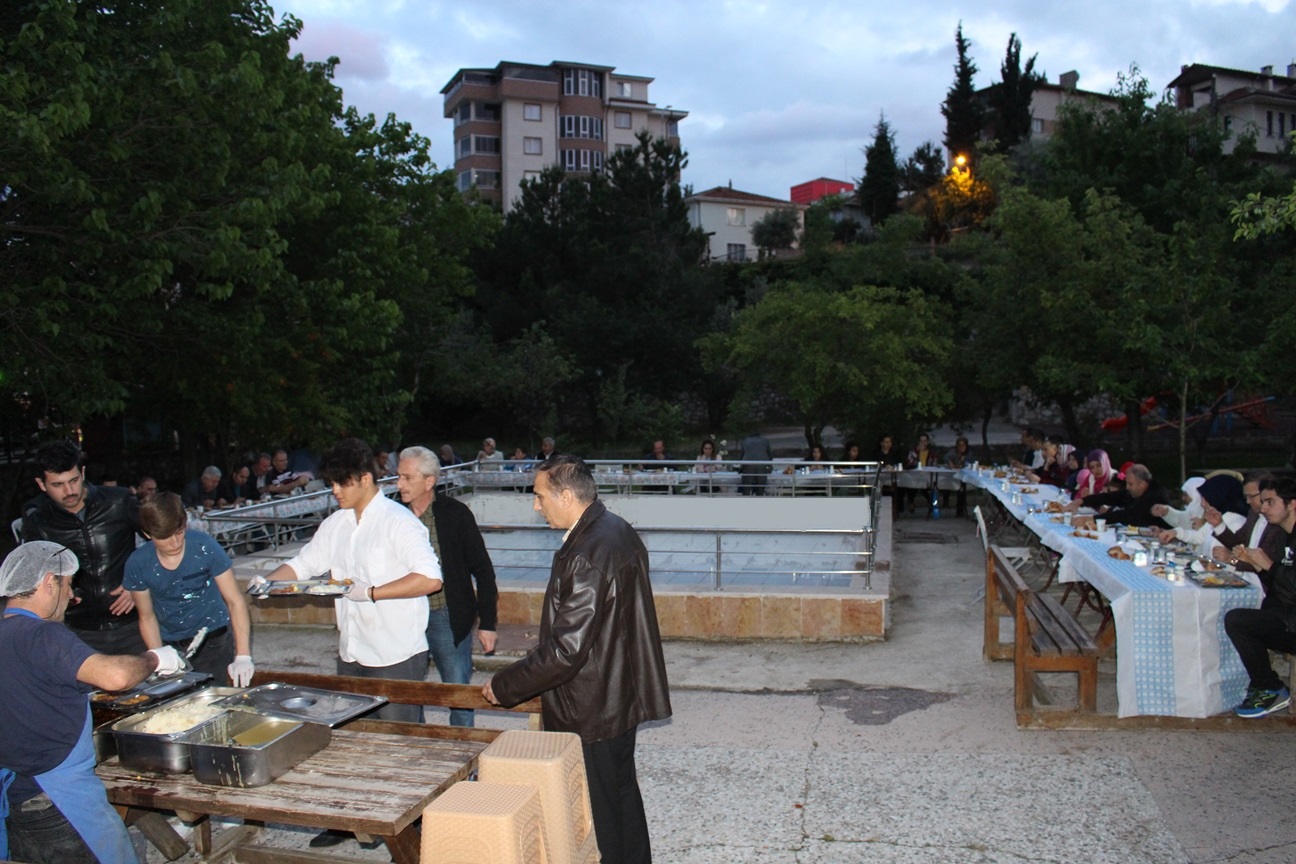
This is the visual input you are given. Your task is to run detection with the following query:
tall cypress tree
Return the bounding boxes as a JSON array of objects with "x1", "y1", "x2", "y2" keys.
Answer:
[
  {"x1": 860, "y1": 113, "x2": 900, "y2": 224},
  {"x1": 988, "y1": 33, "x2": 1043, "y2": 151},
  {"x1": 940, "y1": 22, "x2": 984, "y2": 165}
]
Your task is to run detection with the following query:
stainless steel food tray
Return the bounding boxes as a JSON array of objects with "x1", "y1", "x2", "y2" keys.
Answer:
[
  {"x1": 215, "y1": 683, "x2": 386, "y2": 727},
  {"x1": 181, "y1": 711, "x2": 331, "y2": 788},
  {"x1": 89, "y1": 670, "x2": 212, "y2": 712},
  {"x1": 112, "y1": 687, "x2": 240, "y2": 773}
]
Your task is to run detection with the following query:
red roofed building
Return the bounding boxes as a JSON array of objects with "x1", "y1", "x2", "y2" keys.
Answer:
[
  {"x1": 684, "y1": 185, "x2": 804, "y2": 262},
  {"x1": 789, "y1": 177, "x2": 855, "y2": 205}
]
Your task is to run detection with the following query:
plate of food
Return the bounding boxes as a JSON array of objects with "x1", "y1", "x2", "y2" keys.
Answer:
[
  {"x1": 1019, "y1": 487, "x2": 1039, "y2": 494},
  {"x1": 1071, "y1": 530, "x2": 1098, "y2": 540},
  {"x1": 1107, "y1": 546, "x2": 1132, "y2": 561},
  {"x1": 248, "y1": 578, "x2": 353, "y2": 597},
  {"x1": 1186, "y1": 570, "x2": 1249, "y2": 589}
]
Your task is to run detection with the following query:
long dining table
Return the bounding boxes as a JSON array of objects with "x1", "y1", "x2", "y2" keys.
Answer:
[{"x1": 962, "y1": 468, "x2": 1263, "y2": 718}]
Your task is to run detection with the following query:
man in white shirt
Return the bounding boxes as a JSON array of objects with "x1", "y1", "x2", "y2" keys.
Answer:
[{"x1": 262, "y1": 438, "x2": 442, "y2": 722}]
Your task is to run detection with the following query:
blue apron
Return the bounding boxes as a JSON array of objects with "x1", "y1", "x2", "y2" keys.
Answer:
[{"x1": 0, "y1": 609, "x2": 137, "y2": 863}]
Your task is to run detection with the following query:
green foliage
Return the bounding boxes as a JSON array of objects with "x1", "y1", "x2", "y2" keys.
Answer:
[
  {"x1": 860, "y1": 114, "x2": 901, "y2": 224},
  {"x1": 713, "y1": 282, "x2": 952, "y2": 447},
  {"x1": 750, "y1": 207, "x2": 801, "y2": 254},
  {"x1": 902, "y1": 142, "x2": 945, "y2": 195},
  {"x1": 941, "y1": 23, "x2": 984, "y2": 166},
  {"x1": 986, "y1": 33, "x2": 1043, "y2": 151},
  {"x1": 0, "y1": 0, "x2": 486, "y2": 450}
]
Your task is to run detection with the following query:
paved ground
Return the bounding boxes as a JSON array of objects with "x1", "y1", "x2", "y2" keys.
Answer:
[{"x1": 139, "y1": 511, "x2": 1296, "y2": 863}]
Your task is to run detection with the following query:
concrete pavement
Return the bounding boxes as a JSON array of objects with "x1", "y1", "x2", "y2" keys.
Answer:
[{"x1": 140, "y1": 513, "x2": 1296, "y2": 863}]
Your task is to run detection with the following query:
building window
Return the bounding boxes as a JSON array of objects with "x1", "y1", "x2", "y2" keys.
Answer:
[
  {"x1": 523, "y1": 170, "x2": 542, "y2": 183},
  {"x1": 560, "y1": 114, "x2": 575, "y2": 138},
  {"x1": 591, "y1": 150, "x2": 603, "y2": 173},
  {"x1": 727, "y1": 208, "x2": 746, "y2": 227},
  {"x1": 524, "y1": 103, "x2": 541, "y2": 121},
  {"x1": 615, "y1": 111, "x2": 632, "y2": 129},
  {"x1": 1031, "y1": 117, "x2": 1044, "y2": 134},
  {"x1": 477, "y1": 103, "x2": 501, "y2": 122},
  {"x1": 457, "y1": 171, "x2": 472, "y2": 192},
  {"x1": 562, "y1": 68, "x2": 601, "y2": 97},
  {"x1": 455, "y1": 103, "x2": 472, "y2": 125},
  {"x1": 457, "y1": 137, "x2": 471, "y2": 158},
  {"x1": 474, "y1": 170, "x2": 499, "y2": 189},
  {"x1": 727, "y1": 243, "x2": 746, "y2": 263},
  {"x1": 615, "y1": 143, "x2": 634, "y2": 153},
  {"x1": 474, "y1": 136, "x2": 501, "y2": 154},
  {"x1": 1267, "y1": 111, "x2": 1274, "y2": 137},
  {"x1": 1223, "y1": 115, "x2": 1233, "y2": 134},
  {"x1": 1281, "y1": 113, "x2": 1288, "y2": 137},
  {"x1": 562, "y1": 149, "x2": 578, "y2": 171},
  {"x1": 523, "y1": 137, "x2": 543, "y2": 155}
]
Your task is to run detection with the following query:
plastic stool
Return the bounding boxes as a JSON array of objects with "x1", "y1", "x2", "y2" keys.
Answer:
[
  {"x1": 479, "y1": 730, "x2": 599, "y2": 864},
  {"x1": 422, "y1": 781, "x2": 548, "y2": 864}
]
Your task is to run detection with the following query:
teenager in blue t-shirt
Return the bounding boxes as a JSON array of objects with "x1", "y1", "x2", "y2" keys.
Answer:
[{"x1": 123, "y1": 492, "x2": 254, "y2": 686}]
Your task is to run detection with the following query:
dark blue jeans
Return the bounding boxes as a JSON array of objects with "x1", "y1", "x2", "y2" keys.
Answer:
[
  {"x1": 426, "y1": 605, "x2": 475, "y2": 727},
  {"x1": 337, "y1": 652, "x2": 428, "y2": 723},
  {"x1": 6, "y1": 796, "x2": 99, "y2": 864}
]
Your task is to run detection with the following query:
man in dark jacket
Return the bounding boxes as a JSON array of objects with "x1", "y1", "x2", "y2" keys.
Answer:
[
  {"x1": 1069, "y1": 463, "x2": 1172, "y2": 529},
  {"x1": 21, "y1": 441, "x2": 146, "y2": 654},
  {"x1": 484, "y1": 455, "x2": 671, "y2": 864},
  {"x1": 395, "y1": 446, "x2": 498, "y2": 727},
  {"x1": 1224, "y1": 476, "x2": 1296, "y2": 717}
]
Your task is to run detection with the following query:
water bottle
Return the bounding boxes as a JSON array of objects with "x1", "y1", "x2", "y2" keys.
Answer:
[{"x1": 930, "y1": 486, "x2": 941, "y2": 519}]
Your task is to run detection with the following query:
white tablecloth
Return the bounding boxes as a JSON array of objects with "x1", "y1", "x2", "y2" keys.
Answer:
[{"x1": 963, "y1": 468, "x2": 1262, "y2": 718}]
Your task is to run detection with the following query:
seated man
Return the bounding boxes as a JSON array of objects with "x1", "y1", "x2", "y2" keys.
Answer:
[
  {"x1": 264, "y1": 449, "x2": 309, "y2": 496},
  {"x1": 134, "y1": 475, "x2": 158, "y2": 503},
  {"x1": 216, "y1": 463, "x2": 254, "y2": 507},
  {"x1": 438, "y1": 444, "x2": 463, "y2": 468},
  {"x1": 1067, "y1": 463, "x2": 1171, "y2": 529},
  {"x1": 181, "y1": 466, "x2": 222, "y2": 509},
  {"x1": 1212, "y1": 471, "x2": 1284, "y2": 572},
  {"x1": 1224, "y1": 476, "x2": 1296, "y2": 717}
]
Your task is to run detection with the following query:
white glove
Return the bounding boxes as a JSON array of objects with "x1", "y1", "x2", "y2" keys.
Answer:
[
  {"x1": 343, "y1": 580, "x2": 373, "y2": 603},
  {"x1": 148, "y1": 646, "x2": 185, "y2": 676},
  {"x1": 228, "y1": 655, "x2": 255, "y2": 688}
]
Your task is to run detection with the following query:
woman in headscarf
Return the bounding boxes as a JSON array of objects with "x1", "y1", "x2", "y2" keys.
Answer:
[
  {"x1": 1154, "y1": 474, "x2": 1249, "y2": 557},
  {"x1": 1025, "y1": 436, "x2": 1072, "y2": 487},
  {"x1": 1072, "y1": 449, "x2": 1115, "y2": 500}
]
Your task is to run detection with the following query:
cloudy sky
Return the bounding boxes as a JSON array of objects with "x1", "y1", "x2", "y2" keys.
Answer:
[{"x1": 284, "y1": 0, "x2": 1294, "y2": 200}]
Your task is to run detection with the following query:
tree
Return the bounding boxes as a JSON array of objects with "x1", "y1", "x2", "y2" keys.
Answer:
[
  {"x1": 941, "y1": 23, "x2": 984, "y2": 166},
  {"x1": 0, "y1": 0, "x2": 486, "y2": 456},
  {"x1": 750, "y1": 207, "x2": 800, "y2": 255},
  {"x1": 1232, "y1": 132, "x2": 1296, "y2": 237},
  {"x1": 902, "y1": 142, "x2": 946, "y2": 195},
  {"x1": 859, "y1": 114, "x2": 900, "y2": 224},
  {"x1": 712, "y1": 281, "x2": 952, "y2": 449},
  {"x1": 986, "y1": 33, "x2": 1042, "y2": 152}
]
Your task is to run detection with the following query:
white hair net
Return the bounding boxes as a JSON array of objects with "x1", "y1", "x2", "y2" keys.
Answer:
[{"x1": 0, "y1": 541, "x2": 79, "y2": 597}]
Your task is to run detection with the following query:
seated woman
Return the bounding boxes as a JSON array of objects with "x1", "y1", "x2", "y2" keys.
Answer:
[
  {"x1": 803, "y1": 444, "x2": 830, "y2": 471},
  {"x1": 942, "y1": 436, "x2": 975, "y2": 516},
  {"x1": 476, "y1": 437, "x2": 504, "y2": 465},
  {"x1": 123, "y1": 492, "x2": 254, "y2": 686},
  {"x1": 900, "y1": 432, "x2": 938, "y2": 514},
  {"x1": 1062, "y1": 449, "x2": 1083, "y2": 498},
  {"x1": 840, "y1": 441, "x2": 862, "y2": 466},
  {"x1": 694, "y1": 439, "x2": 721, "y2": 473},
  {"x1": 1071, "y1": 449, "x2": 1116, "y2": 500},
  {"x1": 1025, "y1": 435, "x2": 1072, "y2": 487},
  {"x1": 1154, "y1": 475, "x2": 1248, "y2": 558},
  {"x1": 872, "y1": 434, "x2": 899, "y2": 467}
]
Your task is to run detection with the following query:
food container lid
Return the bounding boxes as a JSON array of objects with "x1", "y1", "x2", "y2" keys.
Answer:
[
  {"x1": 214, "y1": 683, "x2": 387, "y2": 727},
  {"x1": 90, "y1": 671, "x2": 212, "y2": 711}
]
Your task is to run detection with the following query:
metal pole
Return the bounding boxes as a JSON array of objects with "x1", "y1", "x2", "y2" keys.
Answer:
[{"x1": 714, "y1": 533, "x2": 723, "y2": 590}]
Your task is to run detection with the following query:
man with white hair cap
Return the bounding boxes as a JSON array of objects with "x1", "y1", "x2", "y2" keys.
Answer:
[{"x1": 0, "y1": 541, "x2": 184, "y2": 864}]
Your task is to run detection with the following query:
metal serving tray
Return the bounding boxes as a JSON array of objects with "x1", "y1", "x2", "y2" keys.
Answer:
[
  {"x1": 181, "y1": 711, "x2": 331, "y2": 788},
  {"x1": 89, "y1": 671, "x2": 212, "y2": 712},
  {"x1": 112, "y1": 687, "x2": 240, "y2": 774},
  {"x1": 215, "y1": 683, "x2": 386, "y2": 727}
]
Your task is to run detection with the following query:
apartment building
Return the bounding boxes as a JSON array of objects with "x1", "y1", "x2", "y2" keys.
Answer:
[
  {"x1": 974, "y1": 70, "x2": 1120, "y2": 157},
  {"x1": 1168, "y1": 62, "x2": 1296, "y2": 155},
  {"x1": 441, "y1": 60, "x2": 687, "y2": 209}
]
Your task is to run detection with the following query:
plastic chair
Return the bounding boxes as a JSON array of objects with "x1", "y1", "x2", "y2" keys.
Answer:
[
  {"x1": 10, "y1": 517, "x2": 22, "y2": 545},
  {"x1": 422, "y1": 782, "x2": 549, "y2": 864}
]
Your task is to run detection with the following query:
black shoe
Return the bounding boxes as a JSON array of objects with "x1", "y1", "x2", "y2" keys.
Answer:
[{"x1": 309, "y1": 830, "x2": 349, "y2": 848}]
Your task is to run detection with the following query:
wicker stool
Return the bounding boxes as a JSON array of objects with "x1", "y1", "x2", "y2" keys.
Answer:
[
  {"x1": 422, "y1": 781, "x2": 548, "y2": 864},
  {"x1": 479, "y1": 730, "x2": 599, "y2": 864}
]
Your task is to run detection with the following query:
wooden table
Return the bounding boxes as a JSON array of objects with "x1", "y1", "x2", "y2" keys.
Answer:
[{"x1": 98, "y1": 728, "x2": 487, "y2": 863}]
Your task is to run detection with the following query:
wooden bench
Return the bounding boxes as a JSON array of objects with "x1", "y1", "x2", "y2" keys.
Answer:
[{"x1": 983, "y1": 544, "x2": 1098, "y2": 726}]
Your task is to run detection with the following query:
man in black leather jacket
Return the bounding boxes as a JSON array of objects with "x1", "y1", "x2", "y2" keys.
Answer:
[
  {"x1": 20, "y1": 441, "x2": 146, "y2": 654},
  {"x1": 485, "y1": 455, "x2": 670, "y2": 864}
]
